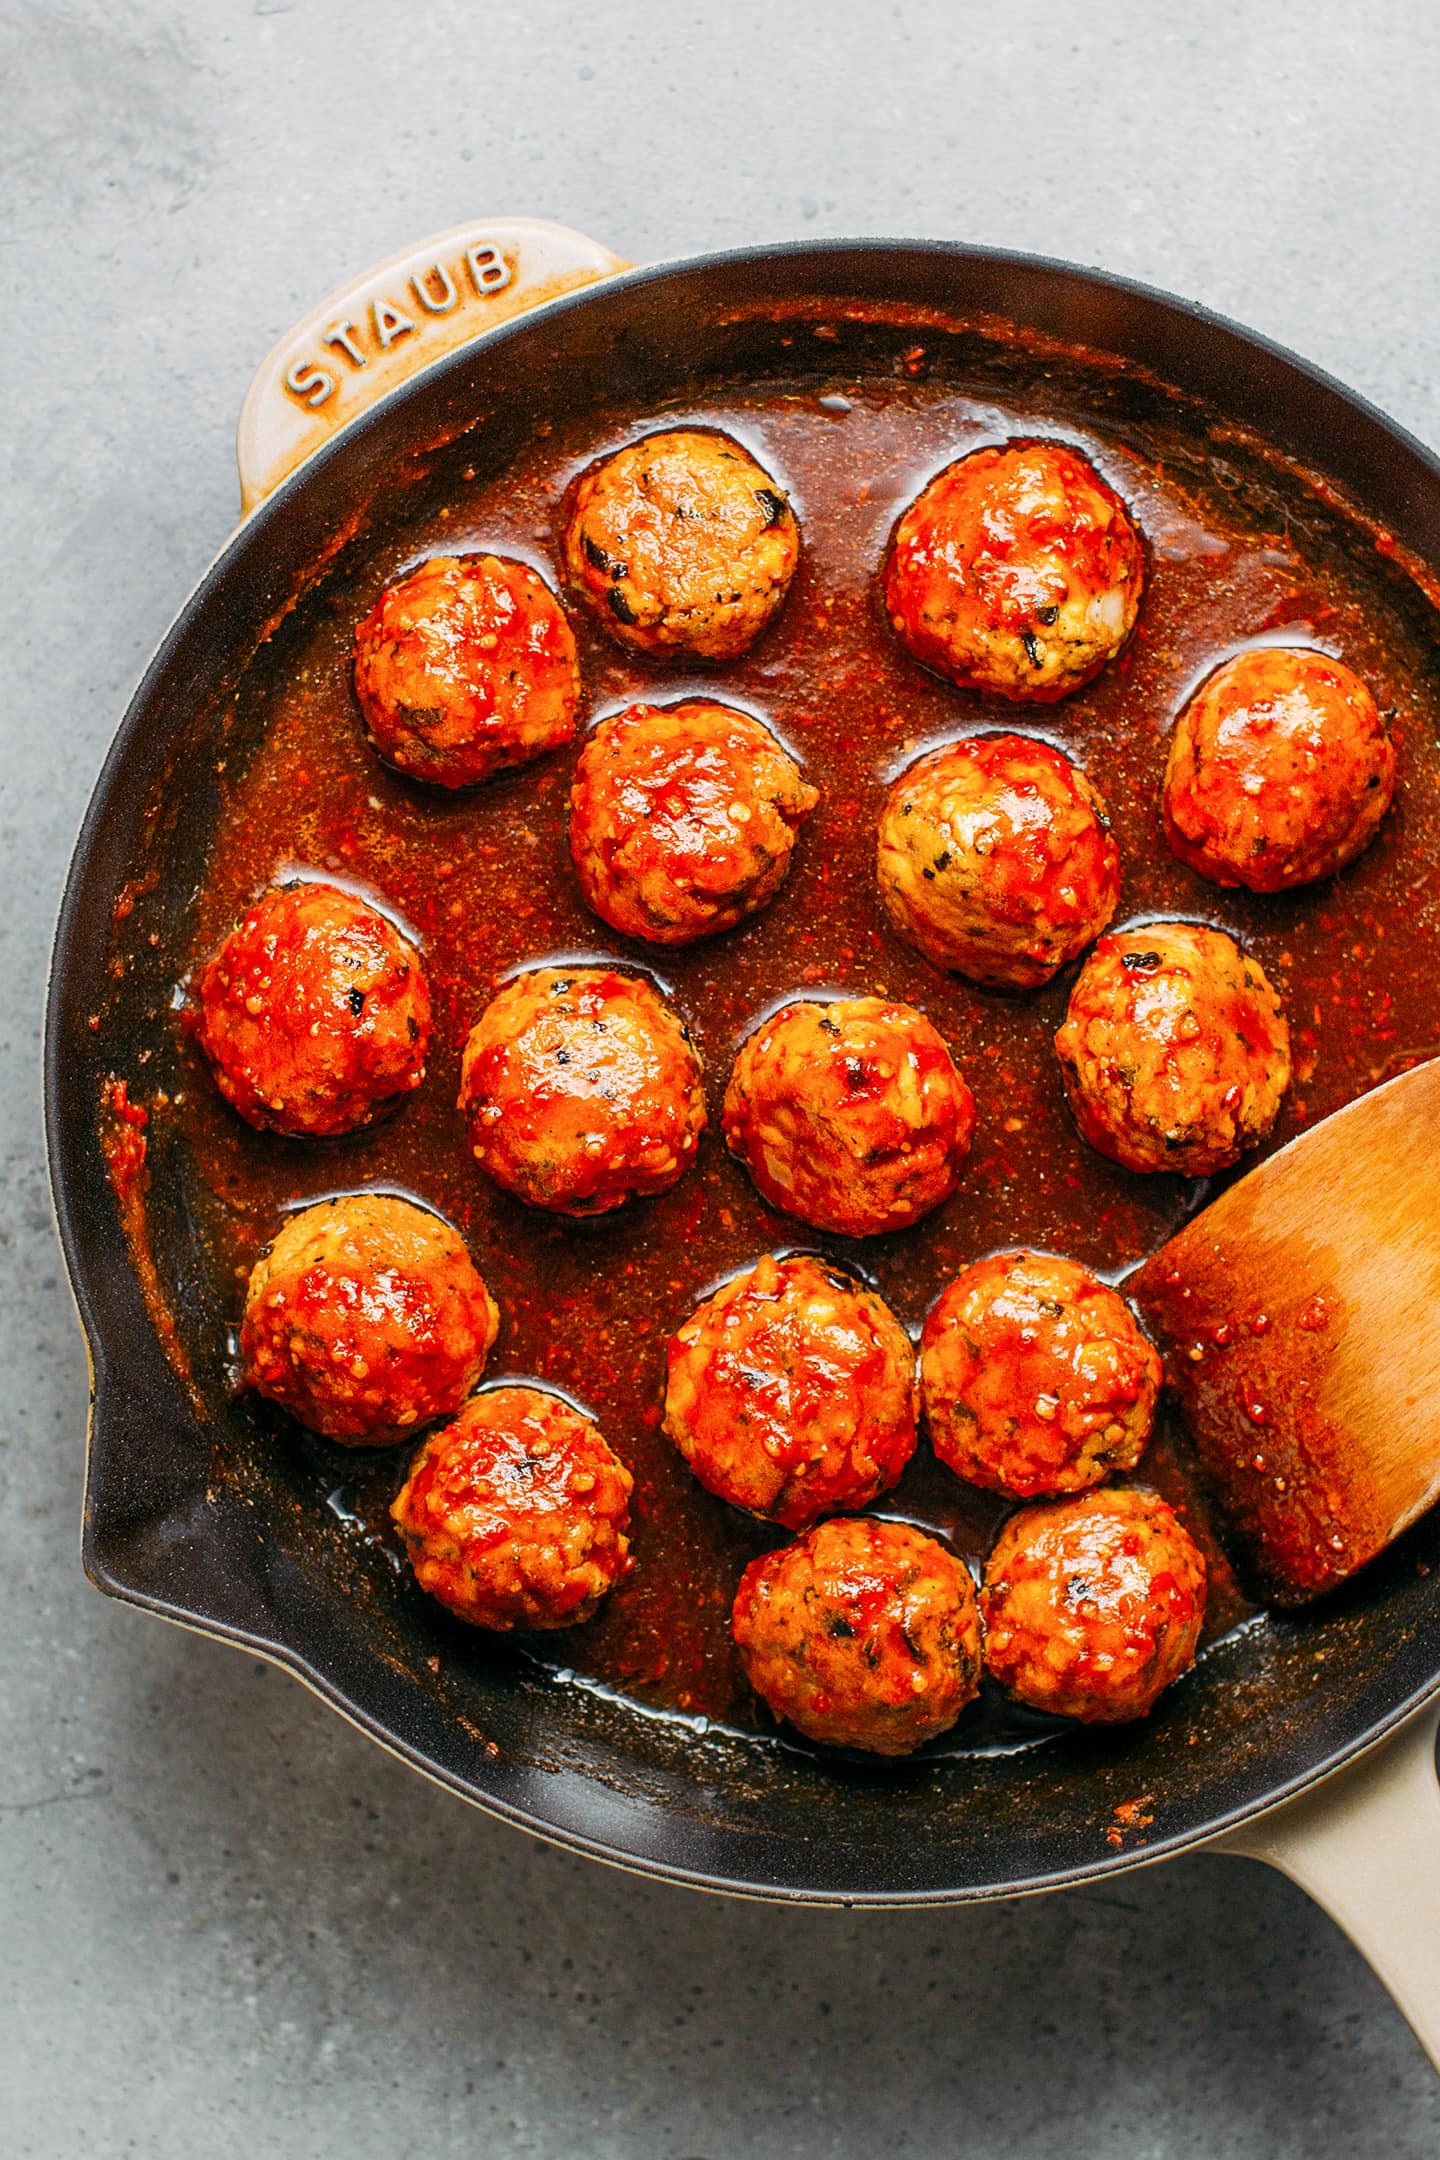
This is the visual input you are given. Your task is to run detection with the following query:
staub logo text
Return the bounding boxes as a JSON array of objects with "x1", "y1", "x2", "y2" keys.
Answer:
[{"x1": 284, "y1": 241, "x2": 514, "y2": 408}]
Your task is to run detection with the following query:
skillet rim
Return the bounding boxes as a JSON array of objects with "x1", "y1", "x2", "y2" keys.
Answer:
[{"x1": 46, "y1": 235, "x2": 1440, "y2": 1902}]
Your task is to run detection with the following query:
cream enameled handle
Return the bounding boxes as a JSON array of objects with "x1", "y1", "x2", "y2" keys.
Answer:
[
  {"x1": 235, "y1": 217, "x2": 630, "y2": 513},
  {"x1": 1212, "y1": 1700, "x2": 1440, "y2": 2068}
]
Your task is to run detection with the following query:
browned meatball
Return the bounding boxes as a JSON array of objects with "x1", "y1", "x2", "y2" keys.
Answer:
[
  {"x1": 194, "y1": 882, "x2": 430, "y2": 1137},
  {"x1": 980, "y1": 1489, "x2": 1206, "y2": 1723},
  {"x1": 569, "y1": 700, "x2": 819, "y2": 945},
  {"x1": 458, "y1": 966, "x2": 706, "y2": 1216},
  {"x1": 664, "y1": 1253, "x2": 917, "y2": 1529},
  {"x1": 352, "y1": 553, "x2": 579, "y2": 788},
  {"x1": 723, "y1": 996, "x2": 975, "y2": 1237},
  {"x1": 885, "y1": 441, "x2": 1144, "y2": 701},
  {"x1": 391, "y1": 1386, "x2": 633, "y2": 1630},
  {"x1": 732, "y1": 1517, "x2": 982, "y2": 1755},
  {"x1": 240, "y1": 1195, "x2": 498, "y2": 1446},
  {"x1": 1163, "y1": 646, "x2": 1396, "y2": 891},
  {"x1": 921, "y1": 1251, "x2": 1160, "y2": 1499},
  {"x1": 563, "y1": 428, "x2": 800, "y2": 659},
  {"x1": 1054, "y1": 922, "x2": 1290, "y2": 1176},
  {"x1": 877, "y1": 734, "x2": 1121, "y2": 987}
]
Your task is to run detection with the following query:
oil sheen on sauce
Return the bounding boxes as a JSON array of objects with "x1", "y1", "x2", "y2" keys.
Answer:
[{"x1": 171, "y1": 372, "x2": 1440, "y2": 1753}]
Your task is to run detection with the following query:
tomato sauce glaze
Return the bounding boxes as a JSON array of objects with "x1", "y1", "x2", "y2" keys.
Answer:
[{"x1": 166, "y1": 366, "x2": 1440, "y2": 1754}]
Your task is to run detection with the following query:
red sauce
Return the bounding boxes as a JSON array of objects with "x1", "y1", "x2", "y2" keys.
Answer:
[
  {"x1": 100, "y1": 1074, "x2": 148, "y2": 1196},
  {"x1": 100, "y1": 1076, "x2": 198, "y2": 1406},
  {"x1": 134, "y1": 367, "x2": 1440, "y2": 1748}
]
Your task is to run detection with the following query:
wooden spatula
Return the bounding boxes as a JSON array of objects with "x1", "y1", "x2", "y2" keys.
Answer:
[{"x1": 1129, "y1": 1057, "x2": 1440, "y2": 1606}]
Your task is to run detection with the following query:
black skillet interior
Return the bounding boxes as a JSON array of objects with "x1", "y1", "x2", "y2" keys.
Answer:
[{"x1": 47, "y1": 242, "x2": 1440, "y2": 1901}]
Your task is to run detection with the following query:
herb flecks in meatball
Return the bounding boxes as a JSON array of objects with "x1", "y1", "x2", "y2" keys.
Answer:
[
  {"x1": 921, "y1": 1250, "x2": 1160, "y2": 1499},
  {"x1": 1163, "y1": 646, "x2": 1396, "y2": 892},
  {"x1": 877, "y1": 733, "x2": 1120, "y2": 987},
  {"x1": 392, "y1": 1386, "x2": 633, "y2": 1630},
  {"x1": 564, "y1": 428, "x2": 800, "y2": 659},
  {"x1": 981, "y1": 1488, "x2": 1206, "y2": 1723},
  {"x1": 241, "y1": 1194, "x2": 498, "y2": 1446},
  {"x1": 569, "y1": 700, "x2": 818, "y2": 945},
  {"x1": 664, "y1": 1253, "x2": 917, "y2": 1528},
  {"x1": 723, "y1": 995, "x2": 975, "y2": 1237},
  {"x1": 458, "y1": 966, "x2": 706, "y2": 1216},
  {"x1": 732, "y1": 1516, "x2": 982, "y2": 1755},
  {"x1": 353, "y1": 553, "x2": 580, "y2": 789},
  {"x1": 886, "y1": 441, "x2": 1144, "y2": 701},
  {"x1": 1054, "y1": 922, "x2": 1290, "y2": 1176},
  {"x1": 195, "y1": 881, "x2": 430, "y2": 1137}
]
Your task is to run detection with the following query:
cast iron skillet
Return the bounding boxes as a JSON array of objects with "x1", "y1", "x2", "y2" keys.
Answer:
[{"x1": 45, "y1": 236, "x2": 1440, "y2": 1935}]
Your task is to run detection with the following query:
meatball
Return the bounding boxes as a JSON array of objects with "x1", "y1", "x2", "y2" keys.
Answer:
[
  {"x1": 921, "y1": 1250, "x2": 1160, "y2": 1499},
  {"x1": 885, "y1": 440, "x2": 1144, "y2": 701},
  {"x1": 980, "y1": 1489, "x2": 1206, "y2": 1724},
  {"x1": 723, "y1": 996, "x2": 975, "y2": 1237},
  {"x1": 1054, "y1": 922, "x2": 1290, "y2": 1176},
  {"x1": 1163, "y1": 646, "x2": 1396, "y2": 892},
  {"x1": 391, "y1": 1386, "x2": 633, "y2": 1630},
  {"x1": 732, "y1": 1517, "x2": 982, "y2": 1755},
  {"x1": 458, "y1": 966, "x2": 706, "y2": 1216},
  {"x1": 352, "y1": 553, "x2": 579, "y2": 788},
  {"x1": 877, "y1": 734, "x2": 1120, "y2": 987},
  {"x1": 195, "y1": 881, "x2": 430, "y2": 1137},
  {"x1": 240, "y1": 1194, "x2": 498, "y2": 1446},
  {"x1": 569, "y1": 700, "x2": 819, "y2": 945},
  {"x1": 664, "y1": 1254, "x2": 917, "y2": 1528},
  {"x1": 563, "y1": 428, "x2": 800, "y2": 659}
]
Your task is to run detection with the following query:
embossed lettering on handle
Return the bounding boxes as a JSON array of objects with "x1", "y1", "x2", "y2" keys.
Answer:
[{"x1": 236, "y1": 218, "x2": 629, "y2": 513}]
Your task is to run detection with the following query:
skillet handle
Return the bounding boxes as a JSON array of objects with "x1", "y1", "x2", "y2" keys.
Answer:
[
  {"x1": 1210, "y1": 1699, "x2": 1440, "y2": 2068},
  {"x1": 235, "y1": 217, "x2": 630, "y2": 514}
]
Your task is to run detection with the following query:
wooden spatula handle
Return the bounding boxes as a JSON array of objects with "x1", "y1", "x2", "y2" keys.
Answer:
[{"x1": 1212, "y1": 1700, "x2": 1440, "y2": 2068}]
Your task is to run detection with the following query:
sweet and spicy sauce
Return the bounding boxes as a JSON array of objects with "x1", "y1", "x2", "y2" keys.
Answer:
[{"x1": 159, "y1": 362, "x2": 1440, "y2": 1751}]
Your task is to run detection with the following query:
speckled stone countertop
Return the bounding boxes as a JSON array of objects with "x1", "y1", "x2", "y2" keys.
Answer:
[{"x1": 5, "y1": 3, "x2": 1440, "y2": 2152}]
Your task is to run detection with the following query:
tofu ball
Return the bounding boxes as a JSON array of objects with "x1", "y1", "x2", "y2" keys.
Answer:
[
  {"x1": 885, "y1": 441, "x2": 1144, "y2": 701},
  {"x1": 1054, "y1": 922, "x2": 1290, "y2": 1176},
  {"x1": 352, "y1": 553, "x2": 579, "y2": 788},
  {"x1": 732, "y1": 1517, "x2": 982, "y2": 1755},
  {"x1": 921, "y1": 1251, "x2": 1160, "y2": 1500},
  {"x1": 1163, "y1": 646, "x2": 1396, "y2": 892},
  {"x1": 458, "y1": 966, "x2": 706, "y2": 1217},
  {"x1": 877, "y1": 734, "x2": 1121, "y2": 987},
  {"x1": 569, "y1": 700, "x2": 819, "y2": 945},
  {"x1": 240, "y1": 1194, "x2": 498, "y2": 1447},
  {"x1": 980, "y1": 1489, "x2": 1206, "y2": 1724},
  {"x1": 194, "y1": 882, "x2": 430, "y2": 1137},
  {"x1": 664, "y1": 1253, "x2": 917, "y2": 1529},
  {"x1": 563, "y1": 428, "x2": 800, "y2": 659},
  {"x1": 391, "y1": 1386, "x2": 633, "y2": 1630},
  {"x1": 723, "y1": 996, "x2": 975, "y2": 1237}
]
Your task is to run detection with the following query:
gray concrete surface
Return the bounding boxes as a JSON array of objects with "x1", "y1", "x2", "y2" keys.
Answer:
[{"x1": 5, "y1": 2, "x2": 1440, "y2": 2152}]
